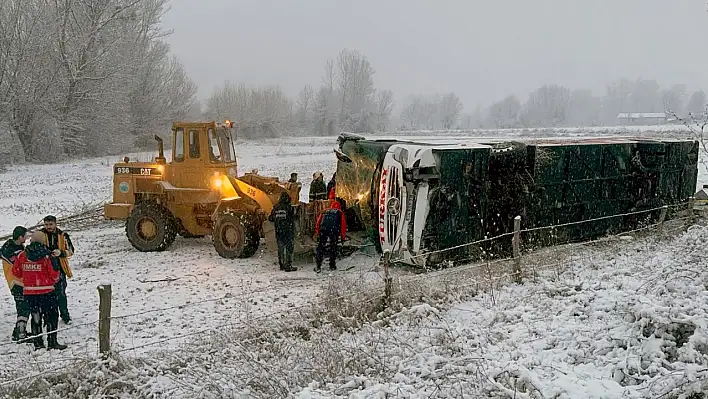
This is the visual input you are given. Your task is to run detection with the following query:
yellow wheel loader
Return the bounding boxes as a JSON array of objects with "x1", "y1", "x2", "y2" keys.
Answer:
[{"x1": 103, "y1": 121, "x2": 326, "y2": 259}]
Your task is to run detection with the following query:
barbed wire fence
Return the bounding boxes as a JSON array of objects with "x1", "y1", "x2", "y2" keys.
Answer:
[{"x1": 0, "y1": 199, "x2": 700, "y2": 396}]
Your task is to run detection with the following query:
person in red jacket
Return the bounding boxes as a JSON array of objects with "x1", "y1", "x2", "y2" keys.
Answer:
[
  {"x1": 314, "y1": 200, "x2": 347, "y2": 273},
  {"x1": 12, "y1": 231, "x2": 66, "y2": 350}
]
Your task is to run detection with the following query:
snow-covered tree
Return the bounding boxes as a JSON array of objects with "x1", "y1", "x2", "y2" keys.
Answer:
[
  {"x1": 373, "y1": 90, "x2": 395, "y2": 131},
  {"x1": 661, "y1": 84, "x2": 687, "y2": 115},
  {"x1": 296, "y1": 85, "x2": 315, "y2": 131},
  {"x1": 602, "y1": 79, "x2": 634, "y2": 125},
  {"x1": 205, "y1": 82, "x2": 293, "y2": 139},
  {"x1": 0, "y1": 0, "x2": 196, "y2": 160},
  {"x1": 438, "y1": 93, "x2": 463, "y2": 129},
  {"x1": 333, "y1": 49, "x2": 376, "y2": 131},
  {"x1": 567, "y1": 89, "x2": 601, "y2": 127},
  {"x1": 400, "y1": 96, "x2": 425, "y2": 130},
  {"x1": 399, "y1": 93, "x2": 463, "y2": 130},
  {"x1": 519, "y1": 84, "x2": 571, "y2": 127},
  {"x1": 686, "y1": 90, "x2": 707, "y2": 116},
  {"x1": 487, "y1": 95, "x2": 521, "y2": 129}
]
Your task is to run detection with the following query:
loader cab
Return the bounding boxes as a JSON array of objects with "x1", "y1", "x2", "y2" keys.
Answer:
[{"x1": 167, "y1": 121, "x2": 238, "y2": 190}]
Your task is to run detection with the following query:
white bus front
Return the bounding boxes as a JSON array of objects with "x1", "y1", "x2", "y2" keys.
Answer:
[{"x1": 377, "y1": 143, "x2": 490, "y2": 267}]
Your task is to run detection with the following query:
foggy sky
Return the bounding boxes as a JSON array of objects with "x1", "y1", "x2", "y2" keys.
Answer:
[{"x1": 161, "y1": 0, "x2": 708, "y2": 109}]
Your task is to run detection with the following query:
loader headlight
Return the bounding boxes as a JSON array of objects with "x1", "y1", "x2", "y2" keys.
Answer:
[{"x1": 212, "y1": 174, "x2": 224, "y2": 190}]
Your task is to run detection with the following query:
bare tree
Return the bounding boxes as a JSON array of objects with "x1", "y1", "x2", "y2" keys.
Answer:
[
  {"x1": 400, "y1": 95, "x2": 441, "y2": 130},
  {"x1": 0, "y1": 0, "x2": 195, "y2": 160},
  {"x1": 487, "y1": 95, "x2": 521, "y2": 129},
  {"x1": 567, "y1": 89, "x2": 601, "y2": 127},
  {"x1": 129, "y1": 42, "x2": 197, "y2": 148},
  {"x1": 686, "y1": 90, "x2": 706, "y2": 116},
  {"x1": 519, "y1": 84, "x2": 571, "y2": 127},
  {"x1": 334, "y1": 49, "x2": 375, "y2": 129},
  {"x1": 438, "y1": 93, "x2": 463, "y2": 129},
  {"x1": 400, "y1": 96, "x2": 424, "y2": 129},
  {"x1": 667, "y1": 109, "x2": 708, "y2": 182},
  {"x1": 313, "y1": 86, "x2": 335, "y2": 136},
  {"x1": 296, "y1": 85, "x2": 314, "y2": 130},
  {"x1": 373, "y1": 90, "x2": 395, "y2": 131},
  {"x1": 661, "y1": 84, "x2": 687, "y2": 115},
  {"x1": 205, "y1": 82, "x2": 293, "y2": 139}
]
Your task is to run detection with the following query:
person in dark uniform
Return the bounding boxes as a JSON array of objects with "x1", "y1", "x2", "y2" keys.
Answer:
[
  {"x1": 40, "y1": 215, "x2": 74, "y2": 325},
  {"x1": 268, "y1": 192, "x2": 298, "y2": 272},
  {"x1": 314, "y1": 200, "x2": 347, "y2": 273},
  {"x1": 309, "y1": 172, "x2": 328, "y2": 202}
]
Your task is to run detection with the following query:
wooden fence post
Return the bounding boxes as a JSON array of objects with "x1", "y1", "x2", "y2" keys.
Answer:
[
  {"x1": 98, "y1": 284, "x2": 112, "y2": 357},
  {"x1": 383, "y1": 251, "x2": 392, "y2": 307},
  {"x1": 687, "y1": 196, "x2": 696, "y2": 227},
  {"x1": 658, "y1": 205, "x2": 668, "y2": 238},
  {"x1": 512, "y1": 216, "x2": 522, "y2": 284}
]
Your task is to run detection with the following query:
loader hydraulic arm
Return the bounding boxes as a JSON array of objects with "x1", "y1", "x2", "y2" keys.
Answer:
[{"x1": 229, "y1": 177, "x2": 277, "y2": 214}]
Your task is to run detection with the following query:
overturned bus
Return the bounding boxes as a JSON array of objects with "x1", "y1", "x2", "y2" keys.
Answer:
[{"x1": 334, "y1": 133, "x2": 699, "y2": 267}]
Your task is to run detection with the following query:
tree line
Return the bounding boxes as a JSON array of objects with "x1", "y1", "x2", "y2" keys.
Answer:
[
  {"x1": 205, "y1": 59, "x2": 704, "y2": 139},
  {"x1": 461, "y1": 79, "x2": 706, "y2": 130},
  {"x1": 204, "y1": 49, "x2": 463, "y2": 139},
  {"x1": 3, "y1": 4, "x2": 703, "y2": 164},
  {"x1": 0, "y1": 0, "x2": 198, "y2": 163}
]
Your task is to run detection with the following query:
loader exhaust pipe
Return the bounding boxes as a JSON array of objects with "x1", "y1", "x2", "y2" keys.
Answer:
[{"x1": 154, "y1": 135, "x2": 166, "y2": 164}]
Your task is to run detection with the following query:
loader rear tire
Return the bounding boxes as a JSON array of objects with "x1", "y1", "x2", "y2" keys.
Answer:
[
  {"x1": 126, "y1": 202, "x2": 177, "y2": 252},
  {"x1": 213, "y1": 212, "x2": 260, "y2": 259}
]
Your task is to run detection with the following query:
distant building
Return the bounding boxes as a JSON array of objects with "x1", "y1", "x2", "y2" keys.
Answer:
[{"x1": 617, "y1": 112, "x2": 667, "y2": 125}]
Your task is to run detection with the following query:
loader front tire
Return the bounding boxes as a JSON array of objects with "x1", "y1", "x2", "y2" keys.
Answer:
[
  {"x1": 126, "y1": 202, "x2": 177, "y2": 252},
  {"x1": 213, "y1": 212, "x2": 260, "y2": 259}
]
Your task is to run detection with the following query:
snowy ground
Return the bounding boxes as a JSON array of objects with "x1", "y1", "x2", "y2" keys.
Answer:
[
  {"x1": 0, "y1": 137, "x2": 391, "y2": 368},
  {"x1": 0, "y1": 127, "x2": 706, "y2": 397},
  {"x1": 294, "y1": 222, "x2": 708, "y2": 398}
]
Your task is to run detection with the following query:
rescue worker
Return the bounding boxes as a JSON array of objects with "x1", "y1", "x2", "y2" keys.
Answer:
[
  {"x1": 314, "y1": 200, "x2": 347, "y2": 273},
  {"x1": 1, "y1": 226, "x2": 29, "y2": 341},
  {"x1": 268, "y1": 192, "x2": 297, "y2": 272},
  {"x1": 40, "y1": 215, "x2": 74, "y2": 325},
  {"x1": 13, "y1": 231, "x2": 66, "y2": 350},
  {"x1": 327, "y1": 172, "x2": 336, "y2": 199},
  {"x1": 287, "y1": 172, "x2": 302, "y2": 200},
  {"x1": 309, "y1": 172, "x2": 328, "y2": 202}
]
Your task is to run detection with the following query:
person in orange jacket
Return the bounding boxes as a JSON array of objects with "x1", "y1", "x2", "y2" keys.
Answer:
[
  {"x1": 13, "y1": 231, "x2": 67, "y2": 350},
  {"x1": 2, "y1": 226, "x2": 28, "y2": 341},
  {"x1": 314, "y1": 200, "x2": 347, "y2": 273}
]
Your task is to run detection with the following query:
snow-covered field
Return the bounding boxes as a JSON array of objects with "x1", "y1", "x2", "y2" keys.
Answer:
[
  {"x1": 0, "y1": 137, "x2": 378, "y2": 362},
  {"x1": 0, "y1": 127, "x2": 707, "y2": 398}
]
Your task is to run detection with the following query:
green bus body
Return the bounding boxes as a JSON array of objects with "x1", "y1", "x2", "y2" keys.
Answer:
[{"x1": 335, "y1": 134, "x2": 698, "y2": 266}]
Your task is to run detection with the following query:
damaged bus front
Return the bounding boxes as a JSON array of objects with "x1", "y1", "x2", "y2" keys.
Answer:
[{"x1": 335, "y1": 134, "x2": 491, "y2": 266}]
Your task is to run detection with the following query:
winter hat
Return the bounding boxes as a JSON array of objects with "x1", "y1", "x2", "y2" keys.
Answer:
[{"x1": 12, "y1": 226, "x2": 27, "y2": 240}]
